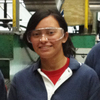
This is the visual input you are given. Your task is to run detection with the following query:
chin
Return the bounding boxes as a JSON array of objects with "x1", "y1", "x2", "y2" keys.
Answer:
[{"x1": 39, "y1": 53, "x2": 53, "y2": 59}]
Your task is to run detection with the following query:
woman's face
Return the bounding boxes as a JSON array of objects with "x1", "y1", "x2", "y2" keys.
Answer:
[{"x1": 30, "y1": 15, "x2": 68, "y2": 59}]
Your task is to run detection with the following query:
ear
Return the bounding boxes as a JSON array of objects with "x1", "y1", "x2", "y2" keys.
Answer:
[{"x1": 62, "y1": 32, "x2": 69, "y2": 43}]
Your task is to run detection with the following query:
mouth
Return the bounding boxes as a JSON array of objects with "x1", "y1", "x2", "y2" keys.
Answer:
[{"x1": 39, "y1": 45, "x2": 52, "y2": 50}]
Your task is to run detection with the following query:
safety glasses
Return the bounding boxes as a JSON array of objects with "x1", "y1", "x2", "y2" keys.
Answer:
[{"x1": 27, "y1": 27, "x2": 64, "y2": 43}]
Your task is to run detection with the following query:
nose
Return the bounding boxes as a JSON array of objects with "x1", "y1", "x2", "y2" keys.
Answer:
[{"x1": 40, "y1": 34, "x2": 48, "y2": 42}]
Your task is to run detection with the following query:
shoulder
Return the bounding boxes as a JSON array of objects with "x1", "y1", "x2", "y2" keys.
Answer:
[
  {"x1": 90, "y1": 43, "x2": 100, "y2": 53},
  {"x1": 81, "y1": 63, "x2": 100, "y2": 89},
  {"x1": 15, "y1": 66, "x2": 32, "y2": 77},
  {"x1": 0, "y1": 70, "x2": 7, "y2": 100},
  {"x1": 85, "y1": 43, "x2": 100, "y2": 60},
  {"x1": 80, "y1": 63, "x2": 98, "y2": 77},
  {"x1": 69, "y1": 57, "x2": 99, "y2": 78},
  {"x1": 73, "y1": 62, "x2": 100, "y2": 85},
  {"x1": 69, "y1": 56, "x2": 94, "y2": 74},
  {"x1": 12, "y1": 61, "x2": 39, "y2": 82},
  {"x1": 79, "y1": 64, "x2": 100, "y2": 97},
  {"x1": 85, "y1": 43, "x2": 100, "y2": 63},
  {"x1": 69, "y1": 57, "x2": 100, "y2": 90},
  {"x1": 0, "y1": 70, "x2": 4, "y2": 80},
  {"x1": 0, "y1": 70, "x2": 5, "y2": 85},
  {"x1": 0, "y1": 70, "x2": 3, "y2": 76}
]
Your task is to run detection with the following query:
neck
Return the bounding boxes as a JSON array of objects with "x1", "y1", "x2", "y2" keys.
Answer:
[{"x1": 40, "y1": 54, "x2": 67, "y2": 71}]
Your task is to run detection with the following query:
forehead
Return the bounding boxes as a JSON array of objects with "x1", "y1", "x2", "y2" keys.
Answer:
[{"x1": 35, "y1": 15, "x2": 60, "y2": 29}]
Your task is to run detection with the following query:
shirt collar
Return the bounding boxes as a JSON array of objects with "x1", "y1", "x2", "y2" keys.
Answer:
[{"x1": 32, "y1": 56, "x2": 80, "y2": 72}]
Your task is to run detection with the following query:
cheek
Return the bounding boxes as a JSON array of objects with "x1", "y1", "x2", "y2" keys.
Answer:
[
  {"x1": 31, "y1": 41, "x2": 39, "y2": 50},
  {"x1": 53, "y1": 41, "x2": 63, "y2": 50}
]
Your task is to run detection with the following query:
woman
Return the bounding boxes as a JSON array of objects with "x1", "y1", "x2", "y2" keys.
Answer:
[{"x1": 8, "y1": 8, "x2": 100, "y2": 100}]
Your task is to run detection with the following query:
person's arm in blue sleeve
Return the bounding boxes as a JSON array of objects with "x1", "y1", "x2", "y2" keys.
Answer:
[
  {"x1": 0, "y1": 70, "x2": 7, "y2": 100},
  {"x1": 8, "y1": 76, "x2": 18, "y2": 100}
]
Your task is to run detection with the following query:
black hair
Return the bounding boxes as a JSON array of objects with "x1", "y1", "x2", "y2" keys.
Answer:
[{"x1": 23, "y1": 8, "x2": 76, "y2": 57}]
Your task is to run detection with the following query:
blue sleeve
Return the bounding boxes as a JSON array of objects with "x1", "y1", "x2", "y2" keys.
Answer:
[
  {"x1": 0, "y1": 70, "x2": 7, "y2": 100},
  {"x1": 85, "y1": 50, "x2": 94, "y2": 68},
  {"x1": 85, "y1": 43, "x2": 100, "y2": 68},
  {"x1": 81, "y1": 64, "x2": 100, "y2": 100},
  {"x1": 8, "y1": 77, "x2": 18, "y2": 100},
  {"x1": 85, "y1": 43, "x2": 100, "y2": 79},
  {"x1": 88, "y1": 69, "x2": 100, "y2": 100}
]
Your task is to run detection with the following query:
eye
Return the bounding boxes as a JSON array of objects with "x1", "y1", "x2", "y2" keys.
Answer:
[
  {"x1": 48, "y1": 29, "x2": 56, "y2": 35},
  {"x1": 31, "y1": 30, "x2": 40, "y2": 37}
]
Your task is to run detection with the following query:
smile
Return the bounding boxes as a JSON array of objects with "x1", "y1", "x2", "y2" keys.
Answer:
[{"x1": 39, "y1": 45, "x2": 52, "y2": 50}]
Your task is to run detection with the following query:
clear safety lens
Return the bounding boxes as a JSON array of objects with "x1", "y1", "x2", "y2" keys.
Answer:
[{"x1": 27, "y1": 27, "x2": 64, "y2": 43}]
